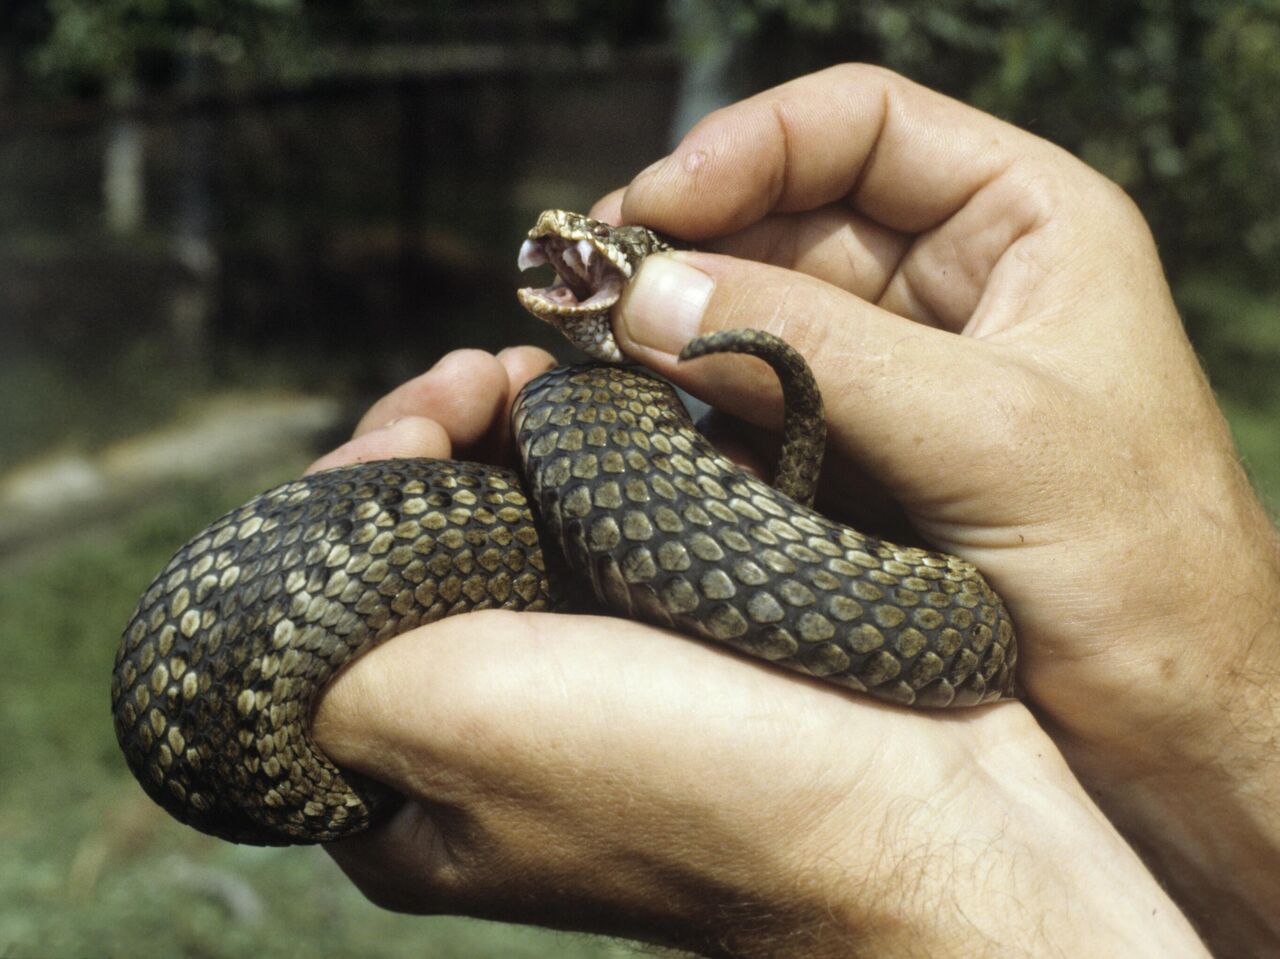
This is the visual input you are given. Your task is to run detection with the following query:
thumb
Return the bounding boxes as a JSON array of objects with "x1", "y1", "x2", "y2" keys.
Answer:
[{"x1": 614, "y1": 250, "x2": 1030, "y2": 511}]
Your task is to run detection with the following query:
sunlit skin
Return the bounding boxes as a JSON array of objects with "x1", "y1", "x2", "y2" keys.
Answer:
[{"x1": 308, "y1": 65, "x2": 1280, "y2": 957}]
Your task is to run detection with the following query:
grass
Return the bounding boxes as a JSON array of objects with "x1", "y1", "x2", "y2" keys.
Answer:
[
  {"x1": 0, "y1": 467, "x2": 650, "y2": 959},
  {"x1": 0, "y1": 340, "x2": 362, "y2": 475}
]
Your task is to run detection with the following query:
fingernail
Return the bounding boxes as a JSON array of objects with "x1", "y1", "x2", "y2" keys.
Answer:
[{"x1": 620, "y1": 253, "x2": 713, "y2": 355}]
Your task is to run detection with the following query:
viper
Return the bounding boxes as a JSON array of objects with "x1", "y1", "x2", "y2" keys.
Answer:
[{"x1": 111, "y1": 210, "x2": 1016, "y2": 846}]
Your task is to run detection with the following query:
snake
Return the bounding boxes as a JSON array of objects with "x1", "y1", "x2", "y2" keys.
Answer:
[{"x1": 112, "y1": 210, "x2": 1017, "y2": 847}]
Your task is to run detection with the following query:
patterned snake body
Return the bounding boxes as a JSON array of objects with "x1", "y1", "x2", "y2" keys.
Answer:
[{"x1": 112, "y1": 212, "x2": 1016, "y2": 846}]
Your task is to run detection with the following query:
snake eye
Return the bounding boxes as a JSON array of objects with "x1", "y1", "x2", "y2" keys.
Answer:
[{"x1": 592, "y1": 223, "x2": 610, "y2": 238}]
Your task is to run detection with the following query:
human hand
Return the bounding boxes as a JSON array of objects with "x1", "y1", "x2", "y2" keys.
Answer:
[
  {"x1": 591, "y1": 64, "x2": 1280, "y2": 953},
  {"x1": 307, "y1": 347, "x2": 1203, "y2": 958}
]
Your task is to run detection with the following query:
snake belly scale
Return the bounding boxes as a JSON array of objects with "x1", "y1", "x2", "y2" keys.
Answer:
[{"x1": 112, "y1": 211, "x2": 1017, "y2": 846}]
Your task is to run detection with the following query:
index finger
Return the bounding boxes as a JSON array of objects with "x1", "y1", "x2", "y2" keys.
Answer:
[{"x1": 621, "y1": 63, "x2": 1061, "y2": 238}]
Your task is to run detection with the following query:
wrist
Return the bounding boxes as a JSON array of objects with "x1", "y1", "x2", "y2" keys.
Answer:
[
  {"x1": 1068, "y1": 610, "x2": 1280, "y2": 956},
  {"x1": 697, "y1": 708, "x2": 1206, "y2": 959},
  {"x1": 1053, "y1": 501, "x2": 1280, "y2": 779},
  {"x1": 1039, "y1": 511, "x2": 1280, "y2": 956}
]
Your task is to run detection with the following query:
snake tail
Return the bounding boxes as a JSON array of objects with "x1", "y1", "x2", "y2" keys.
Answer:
[{"x1": 678, "y1": 328, "x2": 825, "y2": 509}]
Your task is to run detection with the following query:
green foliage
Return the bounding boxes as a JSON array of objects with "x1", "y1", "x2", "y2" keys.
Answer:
[
  {"x1": 27, "y1": 0, "x2": 666, "y2": 97},
  {"x1": 23, "y1": 0, "x2": 1280, "y2": 283},
  {"x1": 28, "y1": 0, "x2": 376, "y2": 95},
  {"x1": 684, "y1": 0, "x2": 1280, "y2": 283},
  {"x1": 1198, "y1": 5, "x2": 1280, "y2": 266}
]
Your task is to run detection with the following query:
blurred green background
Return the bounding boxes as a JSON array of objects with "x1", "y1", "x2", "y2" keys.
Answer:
[{"x1": 1, "y1": 1, "x2": 1277, "y2": 956}]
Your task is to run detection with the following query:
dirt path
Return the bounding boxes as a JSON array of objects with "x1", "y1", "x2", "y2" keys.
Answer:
[{"x1": 0, "y1": 391, "x2": 342, "y2": 560}]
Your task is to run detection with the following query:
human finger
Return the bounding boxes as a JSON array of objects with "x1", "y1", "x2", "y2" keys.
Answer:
[
  {"x1": 621, "y1": 63, "x2": 1066, "y2": 238},
  {"x1": 592, "y1": 189, "x2": 913, "y2": 314},
  {"x1": 689, "y1": 206, "x2": 908, "y2": 308},
  {"x1": 587, "y1": 188, "x2": 626, "y2": 224},
  {"x1": 614, "y1": 250, "x2": 1034, "y2": 519},
  {"x1": 307, "y1": 416, "x2": 453, "y2": 474},
  {"x1": 353, "y1": 349, "x2": 512, "y2": 448},
  {"x1": 495, "y1": 345, "x2": 558, "y2": 396}
]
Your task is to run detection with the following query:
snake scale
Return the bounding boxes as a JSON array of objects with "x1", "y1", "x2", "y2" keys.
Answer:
[{"x1": 112, "y1": 210, "x2": 1016, "y2": 846}]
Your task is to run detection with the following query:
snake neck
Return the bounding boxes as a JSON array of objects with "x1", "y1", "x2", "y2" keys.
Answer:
[{"x1": 514, "y1": 211, "x2": 828, "y2": 511}]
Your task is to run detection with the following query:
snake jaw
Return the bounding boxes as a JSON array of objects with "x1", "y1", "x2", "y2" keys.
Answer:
[
  {"x1": 516, "y1": 236, "x2": 626, "y2": 362},
  {"x1": 516, "y1": 209, "x2": 670, "y2": 362}
]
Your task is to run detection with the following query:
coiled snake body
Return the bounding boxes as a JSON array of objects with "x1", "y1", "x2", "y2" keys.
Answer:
[{"x1": 112, "y1": 211, "x2": 1016, "y2": 846}]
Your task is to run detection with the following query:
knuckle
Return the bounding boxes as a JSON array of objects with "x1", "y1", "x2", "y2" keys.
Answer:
[{"x1": 826, "y1": 62, "x2": 906, "y2": 89}]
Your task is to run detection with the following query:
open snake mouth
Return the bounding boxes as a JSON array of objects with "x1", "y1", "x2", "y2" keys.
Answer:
[
  {"x1": 515, "y1": 210, "x2": 670, "y2": 361},
  {"x1": 516, "y1": 231, "x2": 628, "y2": 317}
]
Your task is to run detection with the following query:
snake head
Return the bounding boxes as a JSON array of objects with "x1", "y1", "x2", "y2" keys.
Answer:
[{"x1": 517, "y1": 209, "x2": 672, "y2": 361}]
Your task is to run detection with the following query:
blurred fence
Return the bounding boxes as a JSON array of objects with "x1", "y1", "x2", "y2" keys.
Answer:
[{"x1": 0, "y1": 47, "x2": 680, "y2": 473}]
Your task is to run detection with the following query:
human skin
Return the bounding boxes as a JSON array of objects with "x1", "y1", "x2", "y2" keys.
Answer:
[{"x1": 309, "y1": 65, "x2": 1279, "y2": 956}]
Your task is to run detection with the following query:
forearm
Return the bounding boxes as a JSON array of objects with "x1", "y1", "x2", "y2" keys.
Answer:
[{"x1": 1101, "y1": 771, "x2": 1280, "y2": 957}]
